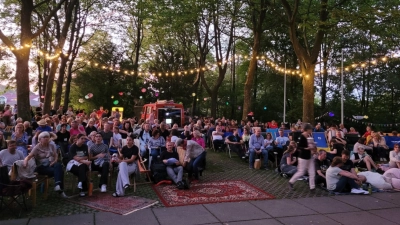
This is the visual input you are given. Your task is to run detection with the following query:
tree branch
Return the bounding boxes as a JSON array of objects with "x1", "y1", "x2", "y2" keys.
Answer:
[{"x1": 32, "y1": 0, "x2": 67, "y2": 39}]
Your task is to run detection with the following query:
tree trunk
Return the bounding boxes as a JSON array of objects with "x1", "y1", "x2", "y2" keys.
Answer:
[
  {"x1": 210, "y1": 91, "x2": 218, "y2": 118},
  {"x1": 63, "y1": 60, "x2": 74, "y2": 110},
  {"x1": 321, "y1": 50, "x2": 328, "y2": 110},
  {"x1": 43, "y1": 0, "x2": 77, "y2": 114},
  {"x1": 15, "y1": 51, "x2": 32, "y2": 121},
  {"x1": 54, "y1": 55, "x2": 68, "y2": 109},
  {"x1": 301, "y1": 65, "x2": 316, "y2": 124},
  {"x1": 242, "y1": 50, "x2": 258, "y2": 120}
]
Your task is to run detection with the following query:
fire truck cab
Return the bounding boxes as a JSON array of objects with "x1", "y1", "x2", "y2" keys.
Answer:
[{"x1": 140, "y1": 100, "x2": 185, "y2": 127}]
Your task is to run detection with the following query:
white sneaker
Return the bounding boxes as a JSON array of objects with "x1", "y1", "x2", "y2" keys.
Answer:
[
  {"x1": 77, "y1": 182, "x2": 82, "y2": 189},
  {"x1": 79, "y1": 192, "x2": 86, "y2": 197},
  {"x1": 60, "y1": 192, "x2": 68, "y2": 198},
  {"x1": 54, "y1": 185, "x2": 61, "y2": 192},
  {"x1": 101, "y1": 184, "x2": 107, "y2": 193},
  {"x1": 351, "y1": 188, "x2": 368, "y2": 194}
]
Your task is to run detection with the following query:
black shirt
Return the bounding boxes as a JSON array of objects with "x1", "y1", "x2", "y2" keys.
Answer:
[
  {"x1": 69, "y1": 143, "x2": 89, "y2": 158},
  {"x1": 159, "y1": 129, "x2": 170, "y2": 141},
  {"x1": 332, "y1": 143, "x2": 344, "y2": 157},
  {"x1": 100, "y1": 130, "x2": 113, "y2": 143},
  {"x1": 340, "y1": 159, "x2": 354, "y2": 172},
  {"x1": 56, "y1": 131, "x2": 70, "y2": 144},
  {"x1": 227, "y1": 134, "x2": 241, "y2": 143},
  {"x1": 315, "y1": 158, "x2": 330, "y2": 175},
  {"x1": 121, "y1": 145, "x2": 139, "y2": 159},
  {"x1": 160, "y1": 150, "x2": 179, "y2": 161},
  {"x1": 298, "y1": 134, "x2": 311, "y2": 159},
  {"x1": 121, "y1": 127, "x2": 133, "y2": 139},
  {"x1": 85, "y1": 126, "x2": 98, "y2": 136}
]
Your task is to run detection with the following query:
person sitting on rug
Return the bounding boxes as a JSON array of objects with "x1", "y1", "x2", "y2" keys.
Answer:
[
  {"x1": 340, "y1": 150, "x2": 357, "y2": 175},
  {"x1": 315, "y1": 150, "x2": 330, "y2": 187},
  {"x1": 67, "y1": 134, "x2": 92, "y2": 197},
  {"x1": 89, "y1": 133, "x2": 110, "y2": 193},
  {"x1": 326, "y1": 156, "x2": 369, "y2": 194},
  {"x1": 350, "y1": 146, "x2": 379, "y2": 172},
  {"x1": 357, "y1": 171, "x2": 393, "y2": 190},
  {"x1": 176, "y1": 138, "x2": 206, "y2": 182},
  {"x1": 160, "y1": 142, "x2": 187, "y2": 189},
  {"x1": 113, "y1": 135, "x2": 138, "y2": 197},
  {"x1": 225, "y1": 128, "x2": 245, "y2": 158},
  {"x1": 279, "y1": 145, "x2": 297, "y2": 178}
]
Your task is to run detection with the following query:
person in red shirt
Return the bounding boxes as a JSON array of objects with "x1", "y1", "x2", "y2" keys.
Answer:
[
  {"x1": 96, "y1": 106, "x2": 104, "y2": 120},
  {"x1": 362, "y1": 126, "x2": 372, "y2": 138}
]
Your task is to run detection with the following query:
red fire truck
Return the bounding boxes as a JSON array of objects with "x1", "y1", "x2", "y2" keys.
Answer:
[{"x1": 140, "y1": 100, "x2": 185, "y2": 127}]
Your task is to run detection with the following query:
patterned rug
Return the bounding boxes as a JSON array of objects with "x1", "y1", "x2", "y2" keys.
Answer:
[
  {"x1": 67, "y1": 192, "x2": 158, "y2": 215},
  {"x1": 153, "y1": 180, "x2": 275, "y2": 207}
]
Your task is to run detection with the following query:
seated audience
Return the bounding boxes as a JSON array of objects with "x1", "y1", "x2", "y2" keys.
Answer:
[
  {"x1": 371, "y1": 132, "x2": 389, "y2": 162},
  {"x1": 274, "y1": 129, "x2": 289, "y2": 161},
  {"x1": 326, "y1": 156, "x2": 369, "y2": 194},
  {"x1": 113, "y1": 135, "x2": 138, "y2": 197},
  {"x1": 138, "y1": 123, "x2": 152, "y2": 157},
  {"x1": 353, "y1": 137, "x2": 372, "y2": 154},
  {"x1": 212, "y1": 125, "x2": 225, "y2": 151},
  {"x1": 279, "y1": 145, "x2": 297, "y2": 177},
  {"x1": 315, "y1": 150, "x2": 330, "y2": 187},
  {"x1": 0, "y1": 131, "x2": 8, "y2": 149},
  {"x1": 67, "y1": 134, "x2": 91, "y2": 197},
  {"x1": 389, "y1": 144, "x2": 400, "y2": 168},
  {"x1": 109, "y1": 126, "x2": 122, "y2": 154},
  {"x1": 263, "y1": 133, "x2": 274, "y2": 151},
  {"x1": 161, "y1": 142, "x2": 187, "y2": 189},
  {"x1": 24, "y1": 131, "x2": 67, "y2": 198},
  {"x1": 89, "y1": 133, "x2": 110, "y2": 192},
  {"x1": 327, "y1": 137, "x2": 345, "y2": 161},
  {"x1": 340, "y1": 150, "x2": 357, "y2": 175},
  {"x1": 0, "y1": 140, "x2": 24, "y2": 171},
  {"x1": 148, "y1": 129, "x2": 166, "y2": 161},
  {"x1": 313, "y1": 123, "x2": 325, "y2": 132},
  {"x1": 225, "y1": 129, "x2": 244, "y2": 158},
  {"x1": 350, "y1": 146, "x2": 379, "y2": 172},
  {"x1": 11, "y1": 123, "x2": 29, "y2": 157},
  {"x1": 249, "y1": 128, "x2": 269, "y2": 170}
]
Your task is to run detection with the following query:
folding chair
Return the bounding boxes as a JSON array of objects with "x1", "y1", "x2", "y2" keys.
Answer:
[
  {"x1": 0, "y1": 166, "x2": 30, "y2": 217},
  {"x1": 11, "y1": 163, "x2": 49, "y2": 207},
  {"x1": 131, "y1": 154, "x2": 152, "y2": 192}
]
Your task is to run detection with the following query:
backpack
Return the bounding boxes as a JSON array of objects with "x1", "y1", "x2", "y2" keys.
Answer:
[{"x1": 150, "y1": 163, "x2": 168, "y2": 184}]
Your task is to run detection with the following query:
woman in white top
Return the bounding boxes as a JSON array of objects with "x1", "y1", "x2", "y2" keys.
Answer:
[
  {"x1": 326, "y1": 156, "x2": 368, "y2": 194},
  {"x1": 389, "y1": 144, "x2": 400, "y2": 168}
]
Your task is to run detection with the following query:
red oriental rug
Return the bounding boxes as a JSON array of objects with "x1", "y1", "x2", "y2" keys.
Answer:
[
  {"x1": 153, "y1": 180, "x2": 275, "y2": 207},
  {"x1": 67, "y1": 192, "x2": 158, "y2": 215}
]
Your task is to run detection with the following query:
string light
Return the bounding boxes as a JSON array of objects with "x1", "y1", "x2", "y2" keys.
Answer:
[{"x1": 1, "y1": 43, "x2": 395, "y2": 78}]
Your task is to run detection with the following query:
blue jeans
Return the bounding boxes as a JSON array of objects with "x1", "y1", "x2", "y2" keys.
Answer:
[
  {"x1": 188, "y1": 151, "x2": 206, "y2": 179},
  {"x1": 36, "y1": 162, "x2": 64, "y2": 189},
  {"x1": 333, "y1": 176, "x2": 359, "y2": 192},
  {"x1": 151, "y1": 148, "x2": 161, "y2": 158},
  {"x1": 249, "y1": 149, "x2": 269, "y2": 168}
]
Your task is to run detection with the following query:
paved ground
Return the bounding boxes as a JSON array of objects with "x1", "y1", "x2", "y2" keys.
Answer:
[
  {"x1": 4, "y1": 193, "x2": 400, "y2": 225},
  {"x1": 2, "y1": 150, "x2": 400, "y2": 224}
]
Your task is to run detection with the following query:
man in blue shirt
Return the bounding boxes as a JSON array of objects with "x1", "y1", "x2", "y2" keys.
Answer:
[
  {"x1": 274, "y1": 129, "x2": 290, "y2": 163},
  {"x1": 313, "y1": 123, "x2": 325, "y2": 132},
  {"x1": 249, "y1": 128, "x2": 269, "y2": 170},
  {"x1": 36, "y1": 119, "x2": 53, "y2": 132},
  {"x1": 139, "y1": 123, "x2": 152, "y2": 157}
]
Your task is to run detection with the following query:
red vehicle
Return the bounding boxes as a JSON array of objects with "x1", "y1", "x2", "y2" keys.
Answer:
[{"x1": 141, "y1": 100, "x2": 185, "y2": 127}]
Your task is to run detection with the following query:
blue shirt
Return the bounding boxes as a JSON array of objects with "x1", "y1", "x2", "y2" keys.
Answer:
[
  {"x1": 249, "y1": 134, "x2": 264, "y2": 150},
  {"x1": 36, "y1": 125, "x2": 53, "y2": 132},
  {"x1": 140, "y1": 131, "x2": 151, "y2": 146},
  {"x1": 276, "y1": 136, "x2": 289, "y2": 147}
]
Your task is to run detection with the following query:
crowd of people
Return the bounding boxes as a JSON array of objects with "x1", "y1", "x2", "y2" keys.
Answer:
[{"x1": 1, "y1": 103, "x2": 400, "y2": 200}]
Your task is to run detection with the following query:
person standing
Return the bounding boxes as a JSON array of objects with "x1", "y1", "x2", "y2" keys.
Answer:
[{"x1": 288, "y1": 123, "x2": 316, "y2": 191}]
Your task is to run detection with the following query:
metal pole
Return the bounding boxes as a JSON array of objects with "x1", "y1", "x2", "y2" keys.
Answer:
[
  {"x1": 284, "y1": 62, "x2": 287, "y2": 123},
  {"x1": 341, "y1": 49, "x2": 344, "y2": 124}
]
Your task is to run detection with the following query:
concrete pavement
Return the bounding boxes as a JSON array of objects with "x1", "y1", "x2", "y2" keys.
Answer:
[{"x1": 3, "y1": 192, "x2": 400, "y2": 225}]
